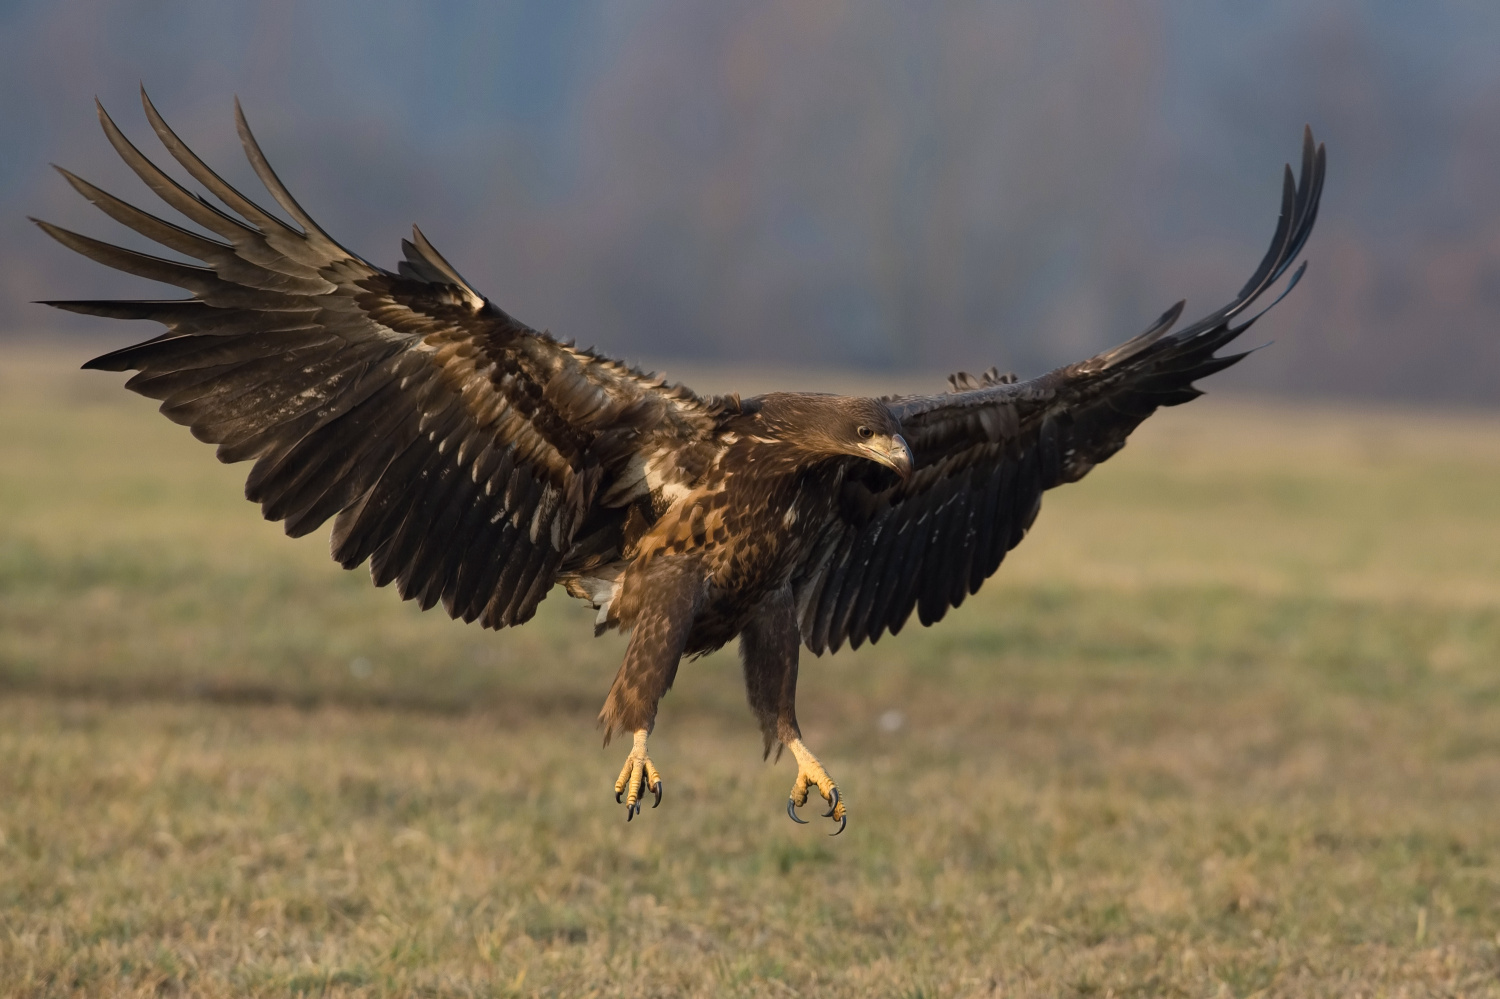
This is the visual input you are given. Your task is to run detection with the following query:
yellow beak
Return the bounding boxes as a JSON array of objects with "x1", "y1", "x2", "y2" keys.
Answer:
[{"x1": 863, "y1": 434, "x2": 913, "y2": 480}]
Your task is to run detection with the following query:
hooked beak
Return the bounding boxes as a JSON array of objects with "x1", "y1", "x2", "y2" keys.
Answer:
[{"x1": 862, "y1": 434, "x2": 913, "y2": 481}]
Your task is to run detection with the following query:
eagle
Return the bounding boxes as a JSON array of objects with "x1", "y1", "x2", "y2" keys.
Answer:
[{"x1": 38, "y1": 92, "x2": 1323, "y2": 833}]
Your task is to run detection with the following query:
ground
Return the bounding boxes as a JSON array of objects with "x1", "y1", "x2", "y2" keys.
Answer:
[{"x1": 2, "y1": 344, "x2": 1499, "y2": 997}]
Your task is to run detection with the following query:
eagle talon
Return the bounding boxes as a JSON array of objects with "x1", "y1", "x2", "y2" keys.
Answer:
[
  {"x1": 614, "y1": 730, "x2": 663, "y2": 821},
  {"x1": 785, "y1": 738, "x2": 847, "y2": 832}
]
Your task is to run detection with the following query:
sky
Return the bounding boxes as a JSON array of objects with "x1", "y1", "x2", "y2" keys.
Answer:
[{"x1": 4, "y1": 0, "x2": 1500, "y2": 404}]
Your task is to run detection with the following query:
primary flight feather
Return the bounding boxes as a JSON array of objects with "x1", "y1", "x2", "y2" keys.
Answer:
[{"x1": 38, "y1": 91, "x2": 1324, "y2": 831}]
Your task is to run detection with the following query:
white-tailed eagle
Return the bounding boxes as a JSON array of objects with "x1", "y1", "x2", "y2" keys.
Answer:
[{"x1": 38, "y1": 91, "x2": 1323, "y2": 833}]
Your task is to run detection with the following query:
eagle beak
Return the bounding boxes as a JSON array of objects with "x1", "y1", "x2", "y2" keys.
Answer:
[{"x1": 865, "y1": 434, "x2": 913, "y2": 481}]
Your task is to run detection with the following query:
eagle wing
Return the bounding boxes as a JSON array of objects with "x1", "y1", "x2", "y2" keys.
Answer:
[
  {"x1": 38, "y1": 91, "x2": 717, "y2": 629},
  {"x1": 795, "y1": 127, "x2": 1325, "y2": 654}
]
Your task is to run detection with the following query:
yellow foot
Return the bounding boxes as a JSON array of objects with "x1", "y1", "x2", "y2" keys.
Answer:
[
  {"x1": 785, "y1": 738, "x2": 846, "y2": 835},
  {"x1": 613, "y1": 729, "x2": 663, "y2": 821}
]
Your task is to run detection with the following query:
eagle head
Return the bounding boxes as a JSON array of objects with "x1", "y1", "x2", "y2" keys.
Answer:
[{"x1": 751, "y1": 393, "x2": 913, "y2": 480}]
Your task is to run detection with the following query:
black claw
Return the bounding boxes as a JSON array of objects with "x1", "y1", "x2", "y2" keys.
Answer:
[
  {"x1": 787, "y1": 798, "x2": 809, "y2": 824},
  {"x1": 626, "y1": 801, "x2": 635, "y2": 822},
  {"x1": 651, "y1": 779, "x2": 663, "y2": 808},
  {"x1": 822, "y1": 786, "x2": 840, "y2": 818},
  {"x1": 829, "y1": 814, "x2": 847, "y2": 836},
  {"x1": 616, "y1": 789, "x2": 624, "y2": 804}
]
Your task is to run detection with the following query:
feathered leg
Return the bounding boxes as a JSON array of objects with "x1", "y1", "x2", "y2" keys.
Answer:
[
  {"x1": 599, "y1": 557, "x2": 703, "y2": 819},
  {"x1": 741, "y1": 586, "x2": 846, "y2": 833}
]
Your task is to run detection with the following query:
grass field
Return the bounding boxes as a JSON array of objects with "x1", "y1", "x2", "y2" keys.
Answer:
[{"x1": 2, "y1": 343, "x2": 1500, "y2": 997}]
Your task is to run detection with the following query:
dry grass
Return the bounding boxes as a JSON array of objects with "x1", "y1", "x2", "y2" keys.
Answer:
[{"x1": 2, "y1": 343, "x2": 1499, "y2": 997}]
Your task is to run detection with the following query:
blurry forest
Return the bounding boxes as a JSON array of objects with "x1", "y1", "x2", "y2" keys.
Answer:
[{"x1": 4, "y1": 0, "x2": 1500, "y2": 404}]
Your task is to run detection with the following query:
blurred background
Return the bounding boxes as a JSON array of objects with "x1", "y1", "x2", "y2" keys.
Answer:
[
  {"x1": 4, "y1": 0, "x2": 1500, "y2": 405},
  {"x1": 5, "y1": 5, "x2": 1500, "y2": 993}
]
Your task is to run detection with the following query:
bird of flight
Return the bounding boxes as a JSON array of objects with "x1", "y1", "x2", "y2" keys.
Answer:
[{"x1": 38, "y1": 92, "x2": 1323, "y2": 834}]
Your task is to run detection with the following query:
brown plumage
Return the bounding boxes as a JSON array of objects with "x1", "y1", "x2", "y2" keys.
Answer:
[{"x1": 38, "y1": 92, "x2": 1324, "y2": 830}]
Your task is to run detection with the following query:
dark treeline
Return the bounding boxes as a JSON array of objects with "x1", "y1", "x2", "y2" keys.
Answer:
[{"x1": 4, "y1": 1, "x2": 1499, "y2": 404}]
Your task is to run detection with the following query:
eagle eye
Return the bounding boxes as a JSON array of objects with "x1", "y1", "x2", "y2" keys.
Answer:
[{"x1": 857, "y1": 425, "x2": 874, "y2": 440}]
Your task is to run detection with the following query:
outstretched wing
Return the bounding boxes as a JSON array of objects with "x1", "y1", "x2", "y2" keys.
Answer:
[
  {"x1": 38, "y1": 91, "x2": 716, "y2": 629},
  {"x1": 795, "y1": 127, "x2": 1326, "y2": 654}
]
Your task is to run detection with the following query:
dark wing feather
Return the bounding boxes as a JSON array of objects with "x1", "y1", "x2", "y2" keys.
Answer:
[
  {"x1": 795, "y1": 127, "x2": 1325, "y2": 653},
  {"x1": 39, "y1": 90, "x2": 716, "y2": 628}
]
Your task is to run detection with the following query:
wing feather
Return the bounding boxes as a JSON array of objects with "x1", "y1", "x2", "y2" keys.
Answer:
[
  {"x1": 42, "y1": 92, "x2": 715, "y2": 628},
  {"x1": 844, "y1": 515, "x2": 896, "y2": 646},
  {"x1": 796, "y1": 128, "x2": 1325, "y2": 653},
  {"x1": 966, "y1": 460, "x2": 1005, "y2": 594}
]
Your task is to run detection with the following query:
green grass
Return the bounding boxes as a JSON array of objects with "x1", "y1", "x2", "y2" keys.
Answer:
[{"x1": 2, "y1": 344, "x2": 1500, "y2": 996}]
